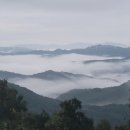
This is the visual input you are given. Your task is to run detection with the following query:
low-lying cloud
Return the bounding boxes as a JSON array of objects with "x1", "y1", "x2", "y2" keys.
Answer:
[
  {"x1": 0, "y1": 54, "x2": 112, "y2": 75},
  {"x1": 11, "y1": 77, "x2": 120, "y2": 98},
  {"x1": 0, "y1": 54, "x2": 130, "y2": 98}
]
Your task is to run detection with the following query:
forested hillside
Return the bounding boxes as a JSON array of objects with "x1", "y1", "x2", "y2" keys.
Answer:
[
  {"x1": 57, "y1": 81, "x2": 130, "y2": 105},
  {"x1": 0, "y1": 80, "x2": 94, "y2": 130}
]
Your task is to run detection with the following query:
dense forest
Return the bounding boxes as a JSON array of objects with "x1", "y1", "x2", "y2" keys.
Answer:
[{"x1": 0, "y1": 80, "x2": 129, "y2": 130}]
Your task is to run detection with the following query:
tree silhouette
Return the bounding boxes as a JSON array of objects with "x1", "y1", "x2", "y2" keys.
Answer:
[{"x1": 46, "y1": 98, "x2": 94, "y2": 130}]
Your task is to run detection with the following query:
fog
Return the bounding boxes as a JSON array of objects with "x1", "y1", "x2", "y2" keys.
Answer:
[
  {"x1": 11, "y1": 78, "x2": 120, "y2": 98},
  {"x1": 0, "y1": 54, "x2": 114, "y2": 75},
  {"x1": 0, "y1": 54, "x2": 130, "y2": 98}
]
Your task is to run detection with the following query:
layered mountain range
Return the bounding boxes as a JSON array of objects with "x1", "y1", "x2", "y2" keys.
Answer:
[
  {"x1": 5, "y1": 80, "x2": 130, "y2": 126},
  {"x1": 0, "y1": 70, "x2": 92, "y2": 81},
  {"x1": 0, "y1": 44, "x2": 130, "y2": 126},
  {"x1": 0, "y1": 45, "x2": 130, "y2": 57}
]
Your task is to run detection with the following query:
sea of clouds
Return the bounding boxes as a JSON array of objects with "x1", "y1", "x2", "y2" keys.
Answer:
[{"x1": 0, "y1": 54, "x2": 130, "y2": 98}]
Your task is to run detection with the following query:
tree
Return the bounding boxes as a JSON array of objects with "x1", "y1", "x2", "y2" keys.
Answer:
[
  {"x1": 96, "y1": 120, "x2": 111, "y2": 130},
  {"x1": 0, "y1": 80, "x2": 27, "y2": 130},
  {"x1": 45, "y1": 98, "x2": 94, "y2": 130},
  {"x1": 0, "y1": 80, "x2": 27, "y2": 118},
  {"x1": 35, "y1": 110, "x2": 50, "y2": 130},
  {"x1": 0, "y1": 80, "x2": 94, "y2": 130}
]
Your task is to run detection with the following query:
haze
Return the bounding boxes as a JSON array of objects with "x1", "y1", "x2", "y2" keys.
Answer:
[
  {"x1": 0, "y1": 0, "x2": 130, "y2": 47},
  {"x1": 0, "y1": 0, "x2": 130, "y2": 98},
  {"x1": 1, "y1": 54, "x2": 130, "y2": 97}
]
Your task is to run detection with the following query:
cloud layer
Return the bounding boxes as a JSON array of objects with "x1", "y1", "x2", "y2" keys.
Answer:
[
  {"x1": 0, "y1": 0, "x2": 130, "y2": 46},
  {"x1": 0, "y1": 54, "x2": 130, "y2": 97}
]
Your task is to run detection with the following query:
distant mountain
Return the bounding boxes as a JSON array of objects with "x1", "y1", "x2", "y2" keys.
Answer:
[
  {"x1": 0, "y1": 47, "x2": 33, "y2": 55},
  {"x1": 57, "y1": 81, "x2": 130, "y2": 105},
  {"x1": 0, "y1": 70, "x2": 92, "y2": 81},
  {"x1": 0, "y1": 71, "x2": 27, "y2": 79},
  {"x1": 72, "y1": 45, "x2": 130, "y2": 57},
  {"x1": 31, "y1": 70, "x2": 92, "y2": 80},
  {"x1": 0, "y1": 45, "x2": 130, "y2": 57},
  {"x1": 83, "y1": 57, "x2": 130, "y2": 64},
  {"x1": 8, "y1": 82, "x2": 59, "y2": 114}
]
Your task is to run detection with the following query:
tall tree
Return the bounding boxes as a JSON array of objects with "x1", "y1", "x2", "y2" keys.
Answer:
[
  {"x1": 96, "y1": 120, "x2": 111, "y2": 130},
  {"x1": 45, "y1": 98, "x2": 94, "y2": 130}
]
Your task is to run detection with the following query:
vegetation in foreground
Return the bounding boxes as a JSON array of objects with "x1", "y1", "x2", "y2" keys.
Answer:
[{"x1": 0, "y1": 80, "x2": 130, "y2": 130}]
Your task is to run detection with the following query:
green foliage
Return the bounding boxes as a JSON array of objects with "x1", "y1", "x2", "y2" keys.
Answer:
[
  {"x1": 96, "y1": 120, "x2": 111, "y2": 130},
  {"x1": 35, "y1": 110, "x2": 50, "y2": 130},
  {"x1": 1, "y1": 80, "x2": 94, "y2": 130},
  {"x1": 0, "y1": 80, "x2": 27, "y2": 120},
  {"x1": 1, "y1": 79, "x2": 130, "y2": 130},
  {"x1": 45, "y1": 98, "x2": 94, "y2": 130},
  {"x1": 0, "y1": 80, "x2": 50, "y2": 130}
]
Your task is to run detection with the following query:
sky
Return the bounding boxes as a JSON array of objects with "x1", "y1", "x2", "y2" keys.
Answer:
[{"x1": 0, "y1": 0, "x2": 130, "y2": 47}]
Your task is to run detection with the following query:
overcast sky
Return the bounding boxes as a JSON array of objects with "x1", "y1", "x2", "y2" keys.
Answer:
[{"x1": 0, "y1": 0, "x2": 130, "y2": 47}]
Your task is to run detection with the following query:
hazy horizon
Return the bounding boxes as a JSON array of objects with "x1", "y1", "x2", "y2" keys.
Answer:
[
  {"x1": 0, "y1": 42, "x2": 130, "y2": 50},
  {"x1": 0, "y1": 0, "x2": 130, "y2": 98}
]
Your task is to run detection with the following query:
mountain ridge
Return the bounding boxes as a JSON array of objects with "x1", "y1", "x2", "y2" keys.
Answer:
[
  {"x1": 83, "y1": 57, "x2": 130, "y2": 64},
  {"x1": 0, "y1": 70, "x2": 93, "y2": 81},
  {"x1": 0, "y1": 45, "x2": 130, "y2": 57},
  {"x1": 57, "y1": 80, "x2": 130, "y2": 106},
  {"x1": 1, "y1": 80, "x2": 130, "y2": 127}
]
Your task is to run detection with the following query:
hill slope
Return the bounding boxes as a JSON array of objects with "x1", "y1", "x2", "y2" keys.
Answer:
[
  {"x1": 82, "y1": 104, "x2": 130, "y2": 126},
  {"x1": 57, "y1": 81, "x2": 130, "y2": 105},
  {"x1": 3, "y1": 81, "x2": 130, "y2": 127},
  {"x1": 8, "y1": 82, "x2": 60, "y2": 114},
  {"x1": 0, "y1": 71, "x2": 27, "y2": 79}
]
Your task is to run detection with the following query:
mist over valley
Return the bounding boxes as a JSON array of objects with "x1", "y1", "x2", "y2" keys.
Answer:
[{"x1": 0, "y1": 45, "x2": 130, "y2": 98}]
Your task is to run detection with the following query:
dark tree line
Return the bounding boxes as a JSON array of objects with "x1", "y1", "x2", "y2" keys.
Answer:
[{"x1": 0, "y1": 80, "x2": 130, "y2": 130}]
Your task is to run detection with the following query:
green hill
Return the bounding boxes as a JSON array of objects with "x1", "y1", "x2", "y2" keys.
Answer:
[
  {"x1": 8, "y1": 82, "x2": 60, "y2": 114},
  {"x1": 1, "y1": 80, "x2": 130, "y2": 127},
  {"x1": 82, "y1": 104, "x2": 130, "y2": 127},
  {"x1": 57, "y1": 81, "x2": 130, "y2": 105}
]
